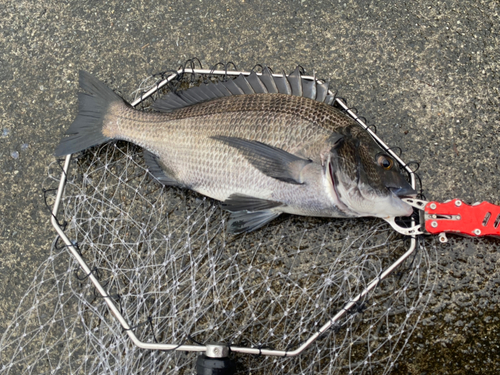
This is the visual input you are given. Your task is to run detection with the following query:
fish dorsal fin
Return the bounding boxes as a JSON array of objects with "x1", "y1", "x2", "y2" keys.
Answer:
[
  {"x1": 273, "y1": 73, "x2": 292, "y2": 95},
  {"x1": 316, "y1": 78, "x2": 329, "y2": 103},
  {"x1": 287, "y1": 67, "x2": 303, "y2": 97},
  {"x1": 302, "y1": 74, "x2": 317, "y2": 100},
  {"x1": 259, "y1": 67, "x2": 279, "y2": 93},
  {"x1": 232, "y1": 74, "x2": 254, "y2": 94},
  {"x1": 246, "y1": 71, "x2": 267, "y2": 93},
  {"x1": 153, "y1": 66, "x2": 332, "y2": 112}
]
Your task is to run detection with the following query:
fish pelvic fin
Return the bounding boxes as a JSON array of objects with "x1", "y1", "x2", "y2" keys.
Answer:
[
  {"x1": 228, "y1": 210, "x2": 281, "y2": 233},
  {"x1": 222, "y1": 193, "x2": 283, "y2": 212},
  {"x1": 212, "y1": 136, "x2": 312, "y2": 185},
  {"x1": 222, "y1": 194, "x2": 283, "y2": 234},
  {"x1": 54, "y1": 71, "x2": 126, "y2": 157}
]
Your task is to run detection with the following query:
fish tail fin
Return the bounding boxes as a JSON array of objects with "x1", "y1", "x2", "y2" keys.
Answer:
[{"x1": 54, "y1": 71, "x2": 125, "y2": 157}]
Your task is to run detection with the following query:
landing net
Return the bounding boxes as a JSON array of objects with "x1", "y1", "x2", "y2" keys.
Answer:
[{"x1": 1, "y1": 65, "x2": 437, "y2": 374}]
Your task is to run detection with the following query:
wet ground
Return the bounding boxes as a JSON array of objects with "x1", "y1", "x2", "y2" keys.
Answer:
[{"x1": 0, "y1": 0, "x2": 499, "y2": 373}]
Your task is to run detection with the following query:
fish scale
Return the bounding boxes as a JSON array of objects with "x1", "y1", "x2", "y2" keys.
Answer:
[{"x1": 106, "y1": 95, "x2": 335, "y2": 195}]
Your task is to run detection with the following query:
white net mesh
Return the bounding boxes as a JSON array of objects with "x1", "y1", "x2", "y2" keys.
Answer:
[{"x1": 1, "y1": 70, "x2": 437, "y2": 375}]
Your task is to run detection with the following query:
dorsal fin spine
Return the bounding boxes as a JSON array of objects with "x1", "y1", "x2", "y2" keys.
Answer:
[
  {"x1": 287, "y1": 67, "x2": 303, "y2": 97},
  {"x1": 152, "y1": 66, "x2": 334, "y2": 113}
]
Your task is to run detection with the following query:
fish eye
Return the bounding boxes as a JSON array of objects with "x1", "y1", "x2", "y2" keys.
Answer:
[{"x1": 377, "y1": 155, "x2": 394, "y2": 170}]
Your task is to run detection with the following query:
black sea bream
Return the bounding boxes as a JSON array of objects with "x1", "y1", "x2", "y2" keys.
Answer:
[{"x1": 55, "y1": 68, "x2": 416, "y2": 232}]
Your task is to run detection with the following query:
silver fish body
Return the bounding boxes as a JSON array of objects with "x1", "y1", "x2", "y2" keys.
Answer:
[{"x1": 55, "y1": 69, "x2": 415, "y2": 232}]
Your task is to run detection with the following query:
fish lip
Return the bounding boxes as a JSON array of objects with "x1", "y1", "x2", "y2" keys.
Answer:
[
  {"x1": 389, "y1": 188, "x2": 416, "y2": 217},
  {"x1": 389, "y1": 186, "x2": 418, "y2": 198},
  {"x1": 394, "y1": 193, "x2": 418, "y2": 200}
]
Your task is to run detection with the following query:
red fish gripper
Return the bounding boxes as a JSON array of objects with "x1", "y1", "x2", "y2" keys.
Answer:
[{"x1": 424, "y1": 199, "x2": 500, "y2": 237}]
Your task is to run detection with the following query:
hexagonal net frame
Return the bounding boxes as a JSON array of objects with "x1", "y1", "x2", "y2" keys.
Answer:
[{"x1": 0, "y1": 63, "x2": 436, "y2": 375}]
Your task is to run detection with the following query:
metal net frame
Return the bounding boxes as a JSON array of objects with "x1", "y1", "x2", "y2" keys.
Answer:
[{"x1": 0, "y1": 63, "x2": 437, "y2": 375}]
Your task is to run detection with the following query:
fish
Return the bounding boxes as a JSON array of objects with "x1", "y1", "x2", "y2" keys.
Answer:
[{"x1": 55, "y1": 67, "x2": 416, "y2": 233}]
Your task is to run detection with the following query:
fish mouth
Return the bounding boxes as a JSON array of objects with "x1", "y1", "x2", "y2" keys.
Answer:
[
  {"x1": 388, "y1": 186, "x2": 417, "y2": 217},
  {"x1": 389, "y1": 186, "x2": 418, "y2": 199}
]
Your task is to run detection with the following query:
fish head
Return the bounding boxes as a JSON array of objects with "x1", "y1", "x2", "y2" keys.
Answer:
[{"x1": 326, "y1": 126, "x2": 416, "y2": 218}]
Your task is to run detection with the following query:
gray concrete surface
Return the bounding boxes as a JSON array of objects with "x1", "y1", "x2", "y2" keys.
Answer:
[{"x1": 0, "y1": 0, "x2": 499, "y2": 373}]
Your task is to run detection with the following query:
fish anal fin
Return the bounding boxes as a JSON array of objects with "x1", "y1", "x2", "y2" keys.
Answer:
[
  {"x1": 212, "y1": 136, "x2": 312, "y2": 185},
  {"x1": 143, "y1": 150, "x2": 183, "y2": 187}
]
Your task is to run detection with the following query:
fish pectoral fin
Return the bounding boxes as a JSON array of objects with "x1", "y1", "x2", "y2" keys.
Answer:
[
  {"x1": 228, "y1": 209, "x2": 281, "y2": 233},
  {"x1": 212, "y1": 136, "x2": 312, "y2": 185},
  {"x1": 143, "y1": 150, "x2": 183, "y2": 187},
  {"x1": 222, "y1": 193, "x2": 283, "y2": 212}
]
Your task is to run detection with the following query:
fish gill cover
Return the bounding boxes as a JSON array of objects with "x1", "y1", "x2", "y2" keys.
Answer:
[{"x1": 0, "y1": 61, "x2": 437, "y2": 375}]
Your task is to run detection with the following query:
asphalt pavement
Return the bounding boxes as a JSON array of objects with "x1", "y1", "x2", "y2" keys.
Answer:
[{"x1": 0, "y1": 0, "x2": 499, "y2": 373}]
